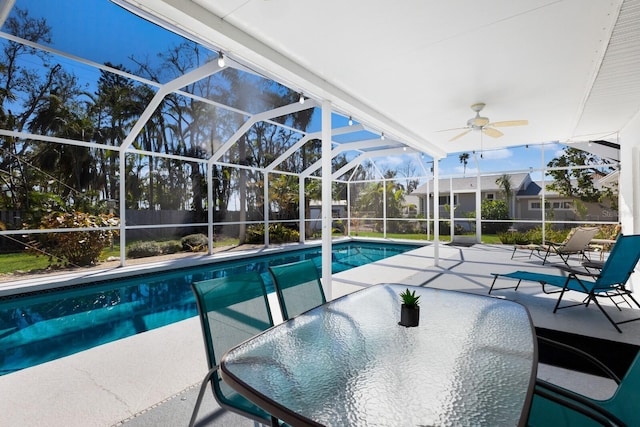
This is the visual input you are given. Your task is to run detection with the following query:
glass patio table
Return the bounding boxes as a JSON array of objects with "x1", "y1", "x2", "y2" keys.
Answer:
[{"x1": 220, "y1": 283, "x2": 538, "y2": 426}]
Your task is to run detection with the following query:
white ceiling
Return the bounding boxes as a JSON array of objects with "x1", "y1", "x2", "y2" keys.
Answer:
[{"x1": 117, "y1": 0, "x2": 640, "y2": 158}]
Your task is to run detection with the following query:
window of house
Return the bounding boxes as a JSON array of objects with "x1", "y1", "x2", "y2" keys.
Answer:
[
  {"x1": 529, "y1": 200, "x2": 574, "y2": 210},
  {"x1": 485, "y1": 193, "x2": 495, "y2": 200},
  {"x1": 438, "y1": 195, "x2": 458, "y2": 206}
]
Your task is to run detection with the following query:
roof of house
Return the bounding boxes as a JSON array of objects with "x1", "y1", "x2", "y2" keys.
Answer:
[{"x1": 412, "y1": 172, "x2": 531, "y2": 195}]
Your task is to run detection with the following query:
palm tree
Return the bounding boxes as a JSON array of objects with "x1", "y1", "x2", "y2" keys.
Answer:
[
  {"x1": 495, "y1": 173, "x2": 514, "y2": 215},
  {"x1": 459, "y1": 152, "x2": 470, "y2": 176}
]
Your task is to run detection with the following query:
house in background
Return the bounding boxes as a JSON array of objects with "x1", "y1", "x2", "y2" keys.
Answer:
[
  {"x1": 411, "y1": 172, "x2": 618, "y2": 229},
  {"x1": 411, "y1": 172, "x2": 531, "y2": 219}
]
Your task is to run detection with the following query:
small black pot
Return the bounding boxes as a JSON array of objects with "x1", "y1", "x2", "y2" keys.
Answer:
[{"x1": 399, "y1": 304, "x2": 420, "y2": 327}]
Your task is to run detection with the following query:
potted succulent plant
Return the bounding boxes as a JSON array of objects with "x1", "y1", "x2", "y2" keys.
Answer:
[{"x1": 399, "y1": 288, "x2": 420, "y2": 327}]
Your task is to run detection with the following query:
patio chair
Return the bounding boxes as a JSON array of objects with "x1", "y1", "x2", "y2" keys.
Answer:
[
  {"x1": 190, "y1": 272, "x2": 280, "y2": 427},
  {"x1": 539, "y1": 226, "x2": 599, "y2": 265},
  {"x1": 528, "y1": 336, "x2": 640, "y2": 426},
  {"x1": 590, "y1": 223, "x2": 622, "y2": 260},
  {"x1": 489, "y1": 234, "x2": 640, "y2": 333},
  {"x1": 269, "y1": 259, "x2": 326, "y2": 320}
]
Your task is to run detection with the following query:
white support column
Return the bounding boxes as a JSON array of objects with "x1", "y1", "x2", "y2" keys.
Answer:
[
  {"x1": 207, "y1": 162, "x2": 214, "y2": 255},
  {"x1": 476, "y1": 168, "x2": 482, "y2": 243},
  {"x1": 321, "y1": 100, "x2": 333, "y2": 300},
  {"x1": 299, "y1": 175, "x2": 305, "y2": 243},
  {"x1": 433, "y1": 159, "x2": 440, "y2": 265},
  {"x1": 541, "y1": 145, "x2": 546, "y2": 242},
  {"x1": 119, "y1": 149, "x2": 126, "y2": 267},
  {"x1": 347, "y1": 183, "x2": 351, "y2": 235},
  {"x1": 449, "y1": 177, "x2": 455, "y2": 241},
  {"x1": 264, "y1": 172, "x2": 270, "y2": 247},
  {"x1": 383, "y1": 177, "x2": 387, "y2": 238},
  {"x1": 632, "y1": 146, "x2": 640, "y2": 234},
  {"x1": 426, "y1": 180, "x2": 431, "y2": 240}
]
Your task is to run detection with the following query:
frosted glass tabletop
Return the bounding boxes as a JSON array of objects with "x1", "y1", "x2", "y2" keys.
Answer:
[{"x1": 220, "y1": 284, "x2": 537, "y2": 426}]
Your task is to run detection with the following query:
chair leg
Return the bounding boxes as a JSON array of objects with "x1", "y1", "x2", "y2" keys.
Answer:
[
  {"x1": 542, "y1": 247, "x2": 551, "y2": 265},
  {"x1": 589, "y1": 295, "x2": 623, "y2": 333},
  {"x1": 489, "y1": 274, "x2": 499, "y2": 294},
  {"x1": 489, "y1": 274, "x2": 522, "y2": 294},
  {"x1": 189, "y1": 367, "x2": 218, "y2": 427},
  {"x1": 552, "y1": 284, "x2": 571, "y2": 313}
]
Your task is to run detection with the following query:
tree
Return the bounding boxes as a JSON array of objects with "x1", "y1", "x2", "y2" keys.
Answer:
[
  {"x1": 481, "y1": 199, "x2": 510, "y2": 234},
  {"x1": 546, "y1": 147, "x2": 616, "y2": 204},
  {"x1": 495, "y1": 173, "x2": 513, "y2": 216},
  {"x1": 0, "y1": 8, "x2": 56, "y2": 214},
  {"x1": 355, "y1": 170, "x2": 405, "y2": 232},
  {"x1": 459, "y1": 152, "x2": 470, "y2": 176},
  {"x1": 399, "y1": 161, "x2": 420, "y2": 194}
]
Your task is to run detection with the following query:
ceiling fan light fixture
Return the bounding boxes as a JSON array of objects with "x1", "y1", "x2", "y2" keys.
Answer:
[
  {"x1": 442, "y1": 102, "x2": 528, "y2": 142},
  {"x1": 348, "y1": 116, "x2": 353, "y2": 126},
  {"x1": 299, "y1": 93, "x2": 305, "y2": 104},
  {"x1": 217, "y1": 51, "x2": 225, "y2": 67}
]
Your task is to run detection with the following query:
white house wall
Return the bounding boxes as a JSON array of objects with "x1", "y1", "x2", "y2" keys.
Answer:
[{"x1": 619, "y1": 109, "x2": 640, "y2": 290}]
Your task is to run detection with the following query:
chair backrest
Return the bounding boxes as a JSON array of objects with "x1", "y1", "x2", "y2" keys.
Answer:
[
  {"x1": 269, "y1": 259, "x2": 326, "y2": 320},
  {"x1": 528, "y1": 380, "x2": 624, "y2": 426},
  {"x1": 191, "y1": 272, "x2": 274, "y2": 422},
  {"x1": 595, "y1": 234, "x2": 640, "y2": 288},
  {"x1": 561, "y1": 227, "x2": 599, "y2": 252}
]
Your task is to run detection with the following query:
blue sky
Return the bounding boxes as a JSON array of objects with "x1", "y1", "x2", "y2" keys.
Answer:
[
  {"x1": 9, "y1": 0, "x2": 565, "y2": 181},
  {"x1": 23, "y1": 0, "x2": 187, "y2": 71}
]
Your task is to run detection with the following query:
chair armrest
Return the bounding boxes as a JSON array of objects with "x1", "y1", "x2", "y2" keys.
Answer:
[
  {"x1": 538, "y1": 336, "x2": 620, "y2": 383},
  {"x1": 582, "y1": 260, "x2": 605, "y2": 270},
  {"x1": 555, "y1": 265, "x2": 600, "y2": 279}
]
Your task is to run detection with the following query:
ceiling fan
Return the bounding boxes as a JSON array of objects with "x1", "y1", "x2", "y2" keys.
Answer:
[{"x1": 441, "y1": 103, "x2": 528, "y2": 142}]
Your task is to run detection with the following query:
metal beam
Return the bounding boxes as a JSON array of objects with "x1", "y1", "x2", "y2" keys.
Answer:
[
  {"x1": 331, "y1": 148, "x2": 410, "y2": 180},
  {"x1": 209, "y1": 99, "x2": 318, "y2": 164}
]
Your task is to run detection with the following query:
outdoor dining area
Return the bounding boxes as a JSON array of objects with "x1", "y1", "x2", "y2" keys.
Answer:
[
  {"x1": 178, "y1": 232, "x2": 639, "y2": 427},
  {"x1": 101, "y1": 234, "x2": 636, "y2": 427}
]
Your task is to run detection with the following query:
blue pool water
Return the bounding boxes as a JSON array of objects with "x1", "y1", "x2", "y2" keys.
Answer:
[{"x1": 0, "y1": 241, "x2": 419, "y2": 375}]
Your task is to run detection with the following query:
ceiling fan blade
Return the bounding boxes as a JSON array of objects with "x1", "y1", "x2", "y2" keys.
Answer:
[
  {"x1": 488, "y1": 120, "x2": 528, "y2": 127},
  {"x1": 437, "y1": 126, "x2": 468, "y2": 133},
  {"x1": 483, "y1": 127, "x2": 504, "y2": 138},
  {"x1": 449, "y1": 129, "x2": 472, "y2": 141}
]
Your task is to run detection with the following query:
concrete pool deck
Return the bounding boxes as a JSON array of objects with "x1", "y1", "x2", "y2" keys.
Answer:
[{"x1": 1, "y1": 242, "x2": 639, "y2": 426}]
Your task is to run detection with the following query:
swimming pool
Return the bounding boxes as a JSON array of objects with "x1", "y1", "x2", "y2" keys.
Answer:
[{"x1": 0, "y1": 241, "x2": 420, "y2": 375}]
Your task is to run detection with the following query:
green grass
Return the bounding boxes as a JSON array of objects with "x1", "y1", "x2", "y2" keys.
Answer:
[
  {"x1": 0, "y1": 236, "x2": 240, "y2": 275},
  {"x1": 0, "y1": 252, "x2": 51, "y2": 274},
  {"x1": 349, "y1": 231, "x2": 504, "y2": 244},
  {"x1": 0, "y1": 234, "x2": 505, "y2": 275},
  {"x1": 349, "y1": 231, "x2": 450, "y2": 241}
]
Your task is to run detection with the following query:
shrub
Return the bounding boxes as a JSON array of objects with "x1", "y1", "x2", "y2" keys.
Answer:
[
  {"x1": 270, "y1": 224, "x2": 300, "y2": 243},
  {"x1": 181, "y1": 234, "x2": 208, "y2": 252},
  {"x1": 245, "y1": 224, "x2": 300, "y2": 244},
  {"x1": 498, "y1": 231, "x2": 530, "y2": 244},
  {"x1": 160, "y1": 241, "x2": 182, "y2": 254},
  {"x1": 481, "y1": 200, "x2": 511, "y2": 234},
  {"x1": 127, "y1": 241, "x2": 162, "y2": 258},
  {"x1": 28, "y1": 211, "x2": 119, "y2": 267}
]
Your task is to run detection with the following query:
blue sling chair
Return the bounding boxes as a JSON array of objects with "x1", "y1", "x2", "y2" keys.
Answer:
[
  {"x1": 268, "y1": 259, "x2": 326, "y2": 320},
  {"x1": 489, "y1": 234, "x2": 640, "y2": 333},
  {"x1": 190, "y1": 272, "x2": 281, "y2": 426},
  {"x1": 528, "y1": 336, "x2": 640, "y2": 426}
]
